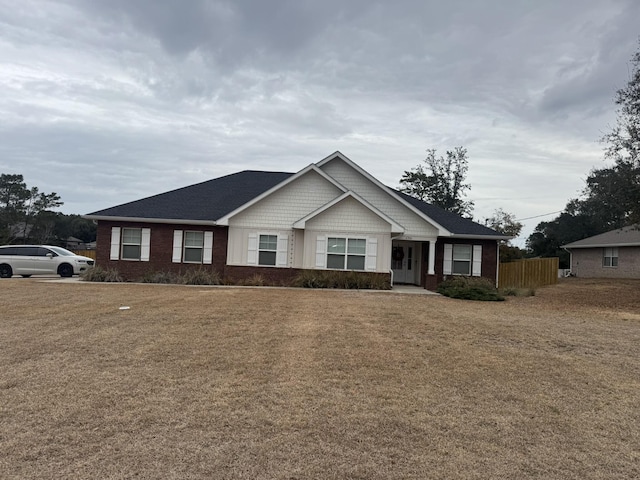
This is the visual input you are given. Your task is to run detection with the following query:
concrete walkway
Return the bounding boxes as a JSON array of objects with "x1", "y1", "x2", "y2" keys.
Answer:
[{"x1": 390, "y1": 285, "x2": 439, "y2": 295}]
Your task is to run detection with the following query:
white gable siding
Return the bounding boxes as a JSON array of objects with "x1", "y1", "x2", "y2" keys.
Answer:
[
  {"x1": 305, "y1": 196, "x2": 392, "y2": 233},
  {"x1": 320, "y1": 158, "x2": 440, "y2": 238},
  {"x1": 229, "y1": 170, "x2": 343, "y2": 229}
]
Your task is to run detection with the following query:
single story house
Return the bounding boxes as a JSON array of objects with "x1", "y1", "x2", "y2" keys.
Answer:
[
  {"x1": 562, "y1": 225, "x2": 640, "y2": 279},
  {"x1": 84, "y1": 152, "x2": 507, "y2": 290}
]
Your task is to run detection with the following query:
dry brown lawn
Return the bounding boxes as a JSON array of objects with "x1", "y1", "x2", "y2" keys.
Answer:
[{"x1": 1, "y1": 277, "x2": 639, "y2": 479}]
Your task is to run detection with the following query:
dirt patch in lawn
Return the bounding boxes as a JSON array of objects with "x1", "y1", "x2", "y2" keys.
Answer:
[{"x1": 1, "y1": 278, "x2": 639, "y2": 479}]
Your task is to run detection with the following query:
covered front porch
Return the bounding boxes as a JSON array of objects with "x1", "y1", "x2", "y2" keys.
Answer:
[{"x1": 390, "y1": 237, "x2": 437, "y2": 289}]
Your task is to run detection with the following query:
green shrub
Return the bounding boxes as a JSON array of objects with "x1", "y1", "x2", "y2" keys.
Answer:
[
  {"x1": 437, "y1": 276, "x2": 504, "y2": 301},
  {"x1": 81, "y1": 266, "x2": 124, "y2": 283}
]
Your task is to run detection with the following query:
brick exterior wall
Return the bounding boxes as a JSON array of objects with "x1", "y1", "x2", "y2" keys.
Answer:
[
  {"x1": 423, "y1": 238, "x2": 499, "y2": 290},
  {"x1": 571, "y1": 247, "x2": 640, "y2": 278},
  {"x1": 96, "y1": 221, "x2": 498, "y2": 289},
  {"x1": 96, "y1": 221, "x2": 228, "y2": 280}
]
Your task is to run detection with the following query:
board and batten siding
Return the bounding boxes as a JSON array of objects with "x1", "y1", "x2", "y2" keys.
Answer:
[
  {"x1": 319, "y1": 158, "x2": 440, "y2": 238},
  {"x1": 228, "y1": 170, "x2": 343, "y2": 229}
]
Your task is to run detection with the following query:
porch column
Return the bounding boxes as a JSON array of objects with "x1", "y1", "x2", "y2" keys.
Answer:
[{"x1": 428, "y1": 238, "x2": 436, "y2": 275}]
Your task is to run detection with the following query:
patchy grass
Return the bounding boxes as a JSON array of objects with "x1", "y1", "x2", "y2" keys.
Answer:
[{"x1": 0, "y1": 277, "x2": 639, "y2": 479}]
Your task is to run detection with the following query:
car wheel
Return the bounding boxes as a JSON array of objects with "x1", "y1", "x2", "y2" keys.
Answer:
[
  {"x1": 58, "y1": 264, "x2": 73, "y2": 278},
  {"x1": 0, "y1": 264, "x2": 12, "y2": 278},
  {"x1": 22, "y1": 275, "x2": 32, "y2": 278}
]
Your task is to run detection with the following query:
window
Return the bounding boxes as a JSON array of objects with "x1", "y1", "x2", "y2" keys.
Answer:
[
  {"x1": 444, "y1": 243, "x2": 482, "y2": 277},
  {"x1": 603, "y1": 247, "x2": 618, "y2": 267},
  {"x1": 327, "y1": 237, "x2": 366, "y2": 270},
  {"x1": 110, "y1": 227, "x2": 150, "y2": 262},
  {"x1": 184, "y1": 231, "x2": 204, "y2": 263},
  {"x1": 121, "y1": 228, "x2": 142, "y2": 260},
  {"x1": 452, "y1": 244, "x2": 472, "y2": 275},
  {"x1": 259, "y1": 234, "x2": 278, "y2": 266}
]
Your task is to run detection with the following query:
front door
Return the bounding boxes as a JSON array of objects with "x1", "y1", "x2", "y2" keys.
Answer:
[{"x1": 391, "y1": 241, "x2": 418, "y2": 284}]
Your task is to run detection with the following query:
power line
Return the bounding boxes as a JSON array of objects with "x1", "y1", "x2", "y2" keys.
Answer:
[{"x1": 516, "y1": 211, "x2": 563, "y2": 222}]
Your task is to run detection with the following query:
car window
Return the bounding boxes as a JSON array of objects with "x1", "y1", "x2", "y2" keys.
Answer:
[
  {"x1": 0, "y1": 247, "x2": 18, "y2": 255},
  {"x1": 16, "y1": 247, "x2": 39, "y2": 256},
  {"x1": 49, "y1": 246, "x2": 75, "y2": 256},
  {"x1": 37, "y1": 247, "x2": 54, "y2": 257}
]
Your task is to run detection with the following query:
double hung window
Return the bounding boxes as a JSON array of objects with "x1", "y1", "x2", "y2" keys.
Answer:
[
  {"x1": 452, "y1": 244, "x2": 472, "y2": 275},
  {"x1": 122, "y1": 228, "x2": 142, "y2": 260},
  {"x1": 258, "y1": 235, "x2": 278, "y2": 266},
  {"x1": 327, "y1": 237, "x2": 366, "y2": 270},
  {"x1": 184, "y1": 231, "x2": 204, "y2": 263},
  {"x1": 603, "y1": 247, "x2": 618, "y2": 267}
]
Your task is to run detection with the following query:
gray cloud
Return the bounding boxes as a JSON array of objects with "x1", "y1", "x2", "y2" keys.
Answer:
[{"x1": 1, "y1": 0, "x2": 639, "y2": 244}]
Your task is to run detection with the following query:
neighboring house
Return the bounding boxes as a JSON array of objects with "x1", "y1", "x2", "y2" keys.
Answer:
[
  {"x1": 84, "y1": 152, "x2": 507, "y2": 290},
  {"x1": 562, "y1": 225, "x2": 640, "y2": 279},
  {"x1": 66, "y1": 236, "x2": 86, "y2": 250}
]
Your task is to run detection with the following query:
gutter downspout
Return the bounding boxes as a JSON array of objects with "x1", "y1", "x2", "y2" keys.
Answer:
[
  {"x1": 562, "y1": 247, "x2": 573, "y2": 276},
  {"x1": 496, "y1": 241, "x2": 500, "y2": 288}
]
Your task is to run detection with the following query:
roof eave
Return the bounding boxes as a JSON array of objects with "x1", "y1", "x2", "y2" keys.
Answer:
[
  {"x1": 563, "y1": 242, "x2": 640, "y2": 249},
  {"x1": 449, "y1": 234, "x2": 510, "y2": 241},
  {"x1": 83, "y1": 215, "x2": 218, "y2": 226}
]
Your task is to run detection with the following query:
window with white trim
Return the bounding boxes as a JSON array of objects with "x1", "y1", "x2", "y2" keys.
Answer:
[
  {"x1": 184, "y1": 231, "x2": 204, "y2": 263},
  {"x1": 327, "y1": 237, "x2": 366, "y2": 270},
  {"x1": 122, "y1": 228, "x2": 142, "y2": 260},
  {"x1": 452, "y1": 244, "x2": 472, "y2": 275},
  {"x1": 443, "y1": 243, "x2": 482, "y2": 277},
  {"x1": 258, "y1": 234, "x2": 278, "y2": 266},
  {"x1": 172, "y1": 230, "x2": 213, "y2": 264},
  {"x1": 603, "y1": 247, "x2": 618, "y2": 267}
]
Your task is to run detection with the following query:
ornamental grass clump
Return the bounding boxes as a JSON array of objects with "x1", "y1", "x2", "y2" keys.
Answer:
[
  {"x1": 141, "y1": 271, "x2": 179, "y2": 284},
  {"x1": 293, "y1": 270, "x2": 391, "y2": 290},
  {"x1": 80, "y1": 266, "x2": 124, "y2": 283},
  {"x1": 180, "y1": 268, "x2": 222, "y2": 285},
  {"x1": 437, "y1": 276, "x2": 504, "y2": 301}
]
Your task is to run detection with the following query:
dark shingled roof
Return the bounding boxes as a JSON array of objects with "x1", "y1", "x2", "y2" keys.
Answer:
[
  {"x1": 87, "y1": 171, "x2": 294, "y2": 221},
  {"x1": 393, "y1": 190, "x2": 506, "y2": 237},
  {"x1": 88, "y1": 169, "x2": 505, "y2": 237}
]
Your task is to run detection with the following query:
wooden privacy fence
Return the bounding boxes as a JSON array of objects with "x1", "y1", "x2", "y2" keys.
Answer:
[
  {"x1": 73, "y1": 249, "x2": 96, "y2": 260},
  {"x1": 498, "y1": 257, "x2": 559, "y2": 289}
]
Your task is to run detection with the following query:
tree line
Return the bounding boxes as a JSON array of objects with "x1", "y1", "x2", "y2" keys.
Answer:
[
  {"x1": 0, "y1": 174, "x2": 96, "y2": 247},
  {"x1": 399, "y1": 41, "x2": 640, "y2": 267}
]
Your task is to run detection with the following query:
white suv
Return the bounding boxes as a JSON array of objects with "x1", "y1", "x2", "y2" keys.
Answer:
[{"x1": 0, "y1": 245, "x2": 95, "y2": 278}]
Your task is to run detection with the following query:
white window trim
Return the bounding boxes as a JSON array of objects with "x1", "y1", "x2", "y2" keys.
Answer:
[
  {"x1": 183, "y1": 231, "x2": 205, "y2": 264},
  {"x1": 248, "y1": 232, "x2": 289, "y2": 268},
  {"x1": 444, "y1": 243, "x2": 482, "y2": 277},
  {"x1": 117, "y1": 227, "x2": 150, "y2": 262},
  {"x1": 173, "y1": 230, "x2": 213, "y2": 265},
  {"x1": 603, "y1": 247, "x2": 618, "y2": 268},
  {"x1": 326, "y1": 236, "x2": 368, "y2": 271}
]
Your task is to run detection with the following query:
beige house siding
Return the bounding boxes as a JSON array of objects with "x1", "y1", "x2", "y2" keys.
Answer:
[
  {"x1": 305, "y1": 196, "x2": 393, "y2": 233},
  {"x1": 571, "y1": 247, "x2": 640, "y2": 278},
  {"x1": 229, "y1": 169, "x2": 343, "y2": 229},
  {"x1": 319, "y1": 158, "x2": 440, "y2": 238}
]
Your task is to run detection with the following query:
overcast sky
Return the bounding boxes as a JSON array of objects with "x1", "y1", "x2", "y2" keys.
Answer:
[{"x1": 1, "y1": 0, "x2": 639, "y2": 245}]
